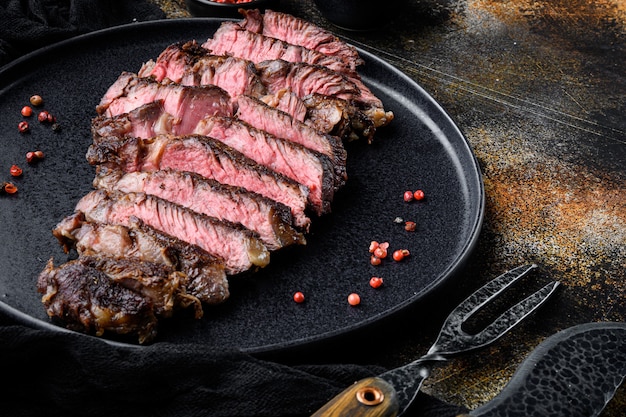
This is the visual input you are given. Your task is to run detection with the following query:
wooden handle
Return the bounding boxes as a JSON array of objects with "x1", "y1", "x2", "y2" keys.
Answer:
[{"x1": 311, "y1": 377, "x2": 399, "y2": 417}]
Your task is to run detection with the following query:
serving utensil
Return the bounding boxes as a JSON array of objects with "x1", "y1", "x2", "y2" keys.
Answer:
[{"x1": 311, "y1": 264, "x2": 560, "y2": 416}]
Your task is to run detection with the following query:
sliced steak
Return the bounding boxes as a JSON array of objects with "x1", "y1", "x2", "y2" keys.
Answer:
[
  {"x1": 203, "y1": 21, "x2": 352, "y2": 75},
  {"x1": 255, "y1": 59, "x2": 391, "y2": 142},
  {"x1": 240, "y1": 9, "x2": 364, "y2": 71},
  {"x1": 194, "y1": 116, "x2": 337, "y2": 215},
  {"x1": 38, "y1": 257, "x2": 158, "y2": 343},
  {"x1": 53, "y1": 211, "x2": 229, "y2": 305},
  {"x1": 139, "y1": 41, "x2": 266, "y2": 100},
  {"x1": 94, "y1": 167, "x2": 306, "y2": 250},
  {"x1": 96, "y1": 72, "x2": 234, "y2": 132},
  {"x1": 256, "y1": 59, "x2": 359, "y2": 101},
  {"x1": 75, "y1": 189, "x2": 270, "y2": 275},
  {"x1": 87, "y1": 133, "x2": 311, "y2": 229},
  {"x1": 236, "y1": 94, "x2": 347, "y2": 184}
]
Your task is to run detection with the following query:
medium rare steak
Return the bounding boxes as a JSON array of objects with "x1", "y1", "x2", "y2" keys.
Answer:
[
  {"x1": 93, "y1": 167, "x2": 306, "y2": 250},
  {"x1": 87, "y1": 134, "x2": 311, "y2": 229},
  {"x1": 96, "y1": 72, "x2": 234, "y2": 132},
  {"x1": 204, "y1": 21, "x2": 352, "y2": 75},
  {"x1": 38, "y1": 257, "x2": 159, "y2": 343},
  {"x1": 240, "y1": 9, "x2": 364, "y2": 71},
  {"x1": 139, "y1": 41, "x2": 266, "y2": 100},
  {"x1": 92, "y1": 101, "x2": 340, "y2": 213},
  {"x1": 194, "y1": 116, "x2": 337, "y2": 215},
  {"x1": 236, "y1": 94, "x2": 347, "y2": 183},
  {"x1": 75, "y1": 190, "x2": 270, "y2": 275},
  {"x1": 53, "y1": 212, "x2": 229, "y2": 305},
  {"x1": 255, "y1": 59, "x2": 393, "y2": 141}
]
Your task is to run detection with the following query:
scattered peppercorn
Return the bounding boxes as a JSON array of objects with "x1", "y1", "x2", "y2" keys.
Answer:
[
  {"x1": 369, "y1": 277, "x2": 384, "y2": 288},
  {"x1": 2, "y1": 182, "x2": 18, "y2": 194},
  {"x1": 52, "y1": 123, "x2": 61, "y2": 132},
  {"x1": 30, "y1": 95, "x2": 44, "y2": 106},
  {"x1": 370, "y1": 255, "x2": 382, "y2": 266},
  {"x1": 38, "y1": 110, "x2": 51, "y2": 123},
  {"x1": 9, "y1": 165, "x2": 23, "y2": 177},
  {"x1": 373, "y1": 246, "x2": 387, "y2": 259},
  {"x1": 26, "y1": 150, "x2": 44, "y2": 163},
  {"x1": 21, "y1": 106, "x2": 33, "y2": 117},
  {"x1": 347, "y1": 293, "x2": 361, "y2": 306},
  {"x1": 413, "y1": 189, "x2": 425, "y2": 201},
  {"x1": 392, "y1": 249, "x2": 411, "y2": 262},
  {"x1": 403, "y1": 190, "x2": 414, "y2": 202},
  {"x1": 293, "y1": 291, "x2": 305, "y2": 303},
  {"x1": 405, "y1": 221, "x2": 416, "y2": 232},
  {"x1": 18, "y1": 121, "x2": 29, "y2": 133}
]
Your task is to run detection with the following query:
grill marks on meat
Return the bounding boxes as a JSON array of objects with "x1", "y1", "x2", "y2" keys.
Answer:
[
  {"x1": 93, "y1": 168, "x2": 305, "y2": 250},
  {"x1": 75, "y1": 189, "x2": 270, "y2": 275},
  {"x1": 53, "y1": 212, "x2": 229, "y2": 305},
  {"x1": 87, "y1": 134, "x2": 311, "y2": 229}
]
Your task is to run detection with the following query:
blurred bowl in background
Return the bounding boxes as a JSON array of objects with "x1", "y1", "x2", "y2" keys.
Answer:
[
  {"x1": 185, "y1": 0, "x2": 279, "y2": 18},
  {"x1": 313, "y1": 0, "x2": 399, "y2": 31}
]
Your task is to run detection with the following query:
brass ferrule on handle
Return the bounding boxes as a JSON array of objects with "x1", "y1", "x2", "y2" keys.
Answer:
[{"x1": 311, "y1": 377, "x2": 399, "y2": 417}]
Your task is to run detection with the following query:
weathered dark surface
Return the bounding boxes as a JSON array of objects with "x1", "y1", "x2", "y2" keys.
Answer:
[{"x1": 63, "y1": 0, "x2": 626, "y2": 414}]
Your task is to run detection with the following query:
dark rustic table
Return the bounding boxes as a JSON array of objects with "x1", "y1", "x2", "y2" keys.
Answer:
[
  {"x1": 150, "y1": 0, "x2": 626, "y2": 414},
  {"x1": 2, "y1": 0, "x2": 621, "y2": 415}
]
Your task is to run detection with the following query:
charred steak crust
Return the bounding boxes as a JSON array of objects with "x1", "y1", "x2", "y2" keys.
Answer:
[
  {"x1": 38, "y1": 257, "x2": 159, "y2": 344},
  {"x1": 53, "y1": 212, "x2": 230, "y2": 306}
]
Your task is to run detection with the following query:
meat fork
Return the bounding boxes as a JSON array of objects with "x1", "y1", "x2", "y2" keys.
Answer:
[{"x1": 311, "y1": 264, "x2": 560, "y2": 417}]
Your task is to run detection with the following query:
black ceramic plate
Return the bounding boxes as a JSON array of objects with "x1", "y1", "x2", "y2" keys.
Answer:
[{"x1": 0, "y1": 19, "x2": 484, "y2": 353}]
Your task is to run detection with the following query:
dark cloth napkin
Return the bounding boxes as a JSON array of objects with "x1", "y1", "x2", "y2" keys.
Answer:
[
  {"x1": 0, "y1": 324, "x2": 469, "y2": 417},
  {"x1": 0, "y1": 0, "x2": 166, "y2": 66}
]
